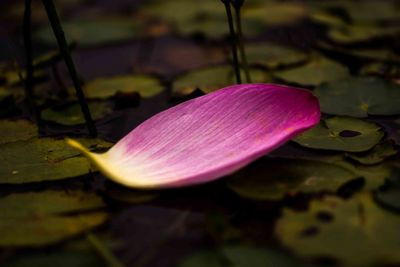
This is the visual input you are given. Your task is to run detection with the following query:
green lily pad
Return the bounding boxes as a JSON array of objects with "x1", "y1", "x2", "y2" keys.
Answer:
[
  {"x1": 273, "y1": 56, "x2": 349, "y2": 86},
  {"x1": 226, "y1": 158, "x2": 356, "y2": 201},
  {"x1": 275, "y1": 194, "x2": 400, "y2": 267},
  {"x1": 180, "y1": 245, "x2": 300, "y2": 267},
  {"x1": 315, "y1": 77, "x2": 400, "y2": 117},
  {"x1": 0, "y1": 212, "x2": 108, "y2": 247},
  {"x1": 328, "y1": 25, "x2": 400, "y2": 44},
  {"x1": 35, "y1": 18, "x2": 145, "y2": 46},
  {"x1": 83, "y1": 75, "x2": 164, "y2": 99},
  {"x1": 293, "y1": 117, "x2": 384, "y2": 152},
  {"x1": 172, "y1": 65, "x2": 270, "y2": 96},
  {"x1": 0, "y1": 119, "x2": 38, "y2": 144},
  {"x1": 345, "y1": 1, "x2": 400, "y2": 24},
  {"x1": 141, "y1": 0, "x2": 265, "y2": 38},
  {"x1": 246, "y1": 43, "x2": 308, "y2": 69},
  {"x1": 243, "y1": 2, "x2": 307, "y2": 26},
  {"x1": 375, "y1": 169, "x2": 400, "y2": 212},
  {"x1": 360, "y1": 62, "x2": 400, "y2": 78},
  {"x1": 41, "y1": 102, "x2": 112, "y2": 125},
  {"x1": 0, "y1": 190, "x2": 105, "y2": 218},
  {"x1": 0, "y1": 138, "x2": 112, "y2": 184},
  {"x1": 345, "y1": 142, "x2": 397, "y2": 165}
]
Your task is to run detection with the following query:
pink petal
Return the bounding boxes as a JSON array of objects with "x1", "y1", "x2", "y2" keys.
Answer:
[{"x1": 67, "y1": 83, "x2": 320, "y2": 188}]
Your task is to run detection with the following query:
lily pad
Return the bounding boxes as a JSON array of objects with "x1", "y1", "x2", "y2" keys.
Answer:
[
  {"x1": 328, "y1": 25, "x2": 400, "y2": 44},
  {"x1": 375, "y1": 169, "x2": 400, "y2": 212},
  {"x1": 273, "y1": 56, "x2": 349, "y2": 86},
  {"x1": 0, "y1": 138, "x2": 111, "y2": 184},
  {"x1": 246, "y1": 43, "x2": 308, "y2": 69},
  {"x1": 315, "y1": 77, "x2": 400, "y2": 117},
  {"x1": 41, "y1": 101, "x2": 113, "y2": 126},
  {"x1": 0, "y1": 119, "x2": 38, "y2": 144},
  {"x1": 0, "y1": 212, "x2": 108, "y2": 247},
  {"x1": 226, "y1": 158, "x2": 355, "y2": 201},
  {"x1": 172, "y1": 65, "x2": 270, "y2": 96},
  {"x1": 35, "y1": 18, "x2": 145, "y2": 46},
  {"x1": 0, "y1": 190, "x2": 105, "y2": 218},
  {"x1": 83, "y1": 75, "x2": 164, "y2": 99},
  {"x1": 275, "y1": 194, "x2": 400, "y2": 267},
  {"x1": 345, "y1": 142, "x2": 397, "y2": 165},
  {"x1": 293, "y1": 117, "x2": 384, "y2": 152},
  {"x1": 180, "y1": 245, "x2": 300, "y2": 267},
  {"x1": 243, "y1": 2, "x2": 307, "y2": 26}
]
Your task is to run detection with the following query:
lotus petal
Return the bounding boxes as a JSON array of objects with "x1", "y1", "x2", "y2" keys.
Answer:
[{"x1": 67, "y1": 84, "x2": 320, "y2": 189}]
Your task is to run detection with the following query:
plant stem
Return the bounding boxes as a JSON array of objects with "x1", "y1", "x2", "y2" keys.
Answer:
[
  {"x1": 86, "y1": 233, "x2": 125, "y2": 267},
  {"x1": 221, "y1": 0, "x2": 241, "y2": 84},
  {"x1": 23, "y1": 0, "x2": 39, "y2": 123},
  {"x1": 42, "y1": 0, "x2": 97, "y2": 137},
  {"x1": 233, "y1": 4, "x2": 251, "y2": 83}
]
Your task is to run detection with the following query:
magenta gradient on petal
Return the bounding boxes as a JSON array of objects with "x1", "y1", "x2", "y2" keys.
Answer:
[{"x1": 89, "y1": 83, "x2": 321, "y2": 188}]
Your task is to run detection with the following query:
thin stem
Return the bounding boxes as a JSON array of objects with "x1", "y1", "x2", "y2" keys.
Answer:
[
  {"x1": 42, "y1": 0, "x2": 97, "y2": 137},
  {"x1": 234, "y1": 4, "x2": 251, "y2": 83},
  {"x1": 86, "y1": 233, "x2": 125, "y2": 267},
  {"x1": 23, "y1": 0, "x2": 39, "y2": 122},
  {"x1": 221, "y1": 0, "x2": 241, "y2": 84}
]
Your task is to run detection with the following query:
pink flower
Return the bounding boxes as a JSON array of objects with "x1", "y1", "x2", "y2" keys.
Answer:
[{"x1": 67, "y1": 83, "x2": 320, "y2": 188}]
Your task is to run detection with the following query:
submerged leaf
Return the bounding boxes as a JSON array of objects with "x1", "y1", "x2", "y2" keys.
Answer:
[{"x1": 67, "y1": 84, "x2": 320, "y2": 188}]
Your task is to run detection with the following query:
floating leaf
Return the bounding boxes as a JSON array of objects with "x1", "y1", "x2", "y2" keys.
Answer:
[
  {"x1": 375, "y1": 169, "x2": 400, "y2": 212},
  {"x1": 275, "y1": 194, "x2": 400, "y2": 267},
  {"x1": 41, "y1": 101, "x2": 113, "y2": 125},
  {"x1": 67, "y1": 84, "x2": 320, "y2": 188},
  {"x1": 243, "y1": 2, "x2": 307, "y2": 26},
  {"x1": 294, "y1": 117, "x2": 383, "y2": 152},
  {"x1": 172, "y1": 65, "x2": 270, "y2": 96},
  {"x1": 273, "y1": 57, "x2": 349, "y2": 86},
  {"x1": 328, "y1": 25, "x2": 400, "y2": 44},
  {"x1": 180, "y1": 245, "x2": 300, "y2": 267},
  {"x1": 315, "y1": 77, "x2": 400, "y2": 117},
  {"x1": 35, "y1": 18, "x2": 145, "y2": 46},
  {"x1": 0, "y1": 138, "x2": 112, "y2": 184},
  {"x1": 345, "y1": 142, "x2": 397, "y2": 165},
  {"x1": 246, "y1": 43, "x2": 308, "y2": 69},
  {"x1": 0, "y1": 119, "x2": 37, "y2": 144},
  {"x1": 226, "y1": 158, "x2": 355, "y2": 201},
  {"x1": 0, "y1": 190, "x2": 105, "y2": 218},
  {"x1": 0, "y1": 212, "x2": 108, "y2": 247},
  {"x1": 83, "y1": 75, "x2": 164, "y2": 99}
]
